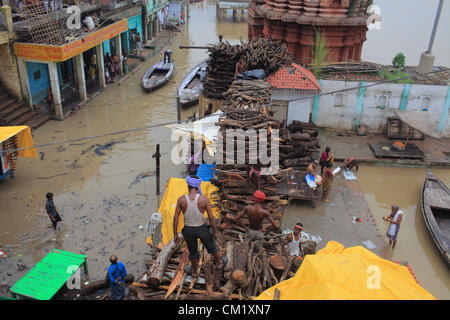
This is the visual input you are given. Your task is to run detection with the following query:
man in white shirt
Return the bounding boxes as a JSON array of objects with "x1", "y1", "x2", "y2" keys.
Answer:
[{"x1": 383, "y1": 204, "x2": 404, "y2": 249}]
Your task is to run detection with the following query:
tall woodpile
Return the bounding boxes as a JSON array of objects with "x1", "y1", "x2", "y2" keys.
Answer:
[
  {"x1": 128, "y1": 41, "x2": 322, "y2": 300},
  {"x1": 202, "y1": 37, "x2": 288, "y2": 99}
]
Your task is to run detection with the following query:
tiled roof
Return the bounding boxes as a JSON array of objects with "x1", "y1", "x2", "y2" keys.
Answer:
[{"x1": 267, "y1": 63, "x2": 321, "y2": 92}]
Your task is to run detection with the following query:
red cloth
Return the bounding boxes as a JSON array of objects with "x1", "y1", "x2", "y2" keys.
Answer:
[
  {"x1": 320, "y1": 152, "x2": 328, "y2": 161},
  {"x1": 254, "y1": 190, "x2": 266, "y2": 202}
]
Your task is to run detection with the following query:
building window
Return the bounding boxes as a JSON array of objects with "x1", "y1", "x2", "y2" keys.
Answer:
[
  {"x1": 34, "y1": 70, "x2": 41, "y2": 80},
  {"x1": 421, "y1": 97, "x2": 430, "y2": 111},
  {"x1": 334, "y1": 93, "x2": 344, "y2": 107}
]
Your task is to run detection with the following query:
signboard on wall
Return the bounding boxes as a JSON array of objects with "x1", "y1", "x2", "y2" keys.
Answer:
[{"x1": 14, "y1": 20, "x2": 128, "y2": 62}]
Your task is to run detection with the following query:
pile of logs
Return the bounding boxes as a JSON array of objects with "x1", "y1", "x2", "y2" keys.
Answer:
[
  {"x1": 129, "y1": 235, "x2": 316, "y2": 300},
  {"x1": 279, "y1": 120, "x2": 321, "y2": 170},
  {"x1": 240, "y1": 37, "x2": 289, "y2": 75},
  {"x1": 320, "y1": 61, "x2": 381, "y2": 75},
  {"x1": 203, "y1": 37, "x2": 288, "y2": 99},
  {"x1": 223, "y1": 80, "x2": 271, "y2": 109},
  {"x1": 203, "y1": 42, "x2": 243, "y2": 100}
]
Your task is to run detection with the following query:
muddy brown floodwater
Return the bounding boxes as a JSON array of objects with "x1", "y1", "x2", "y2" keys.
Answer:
[
  {"x1": 0, "y1": 1, "x2": 248, "y2": 286},
  {"x1": 358, "y1": 167, "x2": 450, "y2": 300},
  {"x1": 1, "y1": 0, "x2": 449, "y2": 300}
]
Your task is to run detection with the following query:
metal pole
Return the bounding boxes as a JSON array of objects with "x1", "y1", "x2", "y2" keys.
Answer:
[
  {"x1": 152, "y1": 144, "x2": 161, "y2": 195},
  {"x1": 427, "y1": 0, "x2": 444, "y2": 53}
]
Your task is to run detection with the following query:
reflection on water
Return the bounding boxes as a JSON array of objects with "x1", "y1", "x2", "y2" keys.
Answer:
[{"x1": 357, "y1": 166, "x2": 450, "y2": 300}]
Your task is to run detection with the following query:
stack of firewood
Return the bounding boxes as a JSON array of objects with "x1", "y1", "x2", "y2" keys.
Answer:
[
  {"x1": 279, "y1": 120, "x2": 321, "y2": 170},
  {"x1": 240, "y1": 36, "x2": 288, "y2": 75},
  {"x1": 203, "y1": 42, "x2": 243, "y2": 99},
  {"x1": 130, "y1": 236, "x2": 316, "y2": 300},
  {"x1": 202, "y1": 37, "x2": 288, "y2": 99},
  {"x1": 223, "y1": 80, "x2": 271, "y2": 109}
]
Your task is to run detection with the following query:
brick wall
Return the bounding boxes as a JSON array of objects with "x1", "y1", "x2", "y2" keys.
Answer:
[{"x1": 0, "y1": 42, "x2": 22, "y2": 99}]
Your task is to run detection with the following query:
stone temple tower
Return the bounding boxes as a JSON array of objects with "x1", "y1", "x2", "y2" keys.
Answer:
[{"x1": 248, "y1": 0, "x2": 373, "y2": 63}]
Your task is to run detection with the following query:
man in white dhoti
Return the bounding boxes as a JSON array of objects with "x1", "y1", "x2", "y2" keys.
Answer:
[{"x1": 383, "y1": 204, "x2": 405, "y2": 249}]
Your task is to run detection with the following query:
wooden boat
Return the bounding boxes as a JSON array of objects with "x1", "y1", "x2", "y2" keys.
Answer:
[
  {"x1": 177, "y1": 58, "x2": 208, "y2": 108},
  {"x1": 421, "y1": 169, "x2": 450, "y2": 266},
  {"x1": 142, "y1": 60, "x2": 174, "y2": 92}
]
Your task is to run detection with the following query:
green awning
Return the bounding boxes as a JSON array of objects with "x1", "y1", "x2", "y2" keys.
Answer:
[{"x1": 10, "y1": 249, "x2": 87, "y2": 300}]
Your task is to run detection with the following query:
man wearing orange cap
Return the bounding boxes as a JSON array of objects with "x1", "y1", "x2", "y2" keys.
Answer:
[{"x1": 235, "y1": 190, "x2": 279, "y2": 241}]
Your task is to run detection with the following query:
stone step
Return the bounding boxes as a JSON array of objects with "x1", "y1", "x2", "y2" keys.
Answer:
[
  {"x1": 0, "y1": 97, "x2": 17, "y2": 111},
  {"x1": 27, "y1": 113, "x2": 52, "y2": 129},
  {"x1": 0, "y1": 102, "x2": 23, "y2": 118},
  {"x1": 9, "y1": 110, "x2": 36, "y2": 127},
  {"x1": 2, "y1": 106, "x2": 29, "y2": 124},
  {"x1": 0, "y1": 92, "x2": 10, "y2": 101}
]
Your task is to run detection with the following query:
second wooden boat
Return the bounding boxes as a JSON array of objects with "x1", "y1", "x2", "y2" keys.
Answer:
[
  {"x1": 142, "y1": 60, "x2": 174, "y2": 92},
  {"x1": 177, "y1": 58, "x2": 208, "y2": 108},
  {"x1": 421, "y1": 169, "x2": 450, "y2": 266}
]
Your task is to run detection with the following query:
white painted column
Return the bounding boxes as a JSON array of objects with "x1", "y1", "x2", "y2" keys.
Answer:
[
  {"x1": 115, "y1": 34, "x2": 123, "y2": 74},
  {"x1": 48, "y1": 61, "x2": 63, "y2": 120},
  {"x1": 96, "y1": 44, "x2": 105, "y2": 88},
  {"x1": 73, "y1": 53, "x2": 87, "y2": 102},
  {"x1": 16, "y1": 58, "x2": 33, "y2": 109}
]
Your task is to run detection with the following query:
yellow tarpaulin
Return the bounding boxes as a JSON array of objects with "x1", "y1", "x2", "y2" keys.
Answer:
[
  {"x1": 255, "y1": 241, "x2": 435, "y2": 300},
  {"x1": 0, "y1": 126, "x2": 38, "y2": 158},
  {"x1": 159, "y1": 177, "x2": 219, "y2": 245}
]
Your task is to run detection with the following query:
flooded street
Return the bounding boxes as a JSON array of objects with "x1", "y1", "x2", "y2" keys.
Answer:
[
  {"x1": 0, "y1": 1, "x2": 248, "y2": 283},
  {"x1": 0, "y1": 0, "x2": 449, "y2": 299},
  {"x1": 358, "y1": 167, "x2": 450, "y2": 300}
]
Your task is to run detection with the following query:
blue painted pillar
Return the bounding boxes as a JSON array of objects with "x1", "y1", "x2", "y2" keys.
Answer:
[
  {"x1": 438, "y1": 87, "x2": 450, "y2": 134},
  {"x1": 399, "y1": 83, "x2": 411, "y2": 110},
  {"x1": 354, "y1": 81, "x2": 366, "y2": 128},
  {"x1": 311, "y1": 79, "x2": 322, "y2": 124}
]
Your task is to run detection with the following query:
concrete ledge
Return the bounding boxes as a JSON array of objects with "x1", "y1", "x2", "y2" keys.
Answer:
[{"x1": 335, "y1": 157, "x2": 450, "y2": 169}]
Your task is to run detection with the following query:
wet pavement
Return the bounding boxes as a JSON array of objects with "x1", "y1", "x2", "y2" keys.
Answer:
[
  {"x1": 282, "y1": 173, "x2": 390, "y2": 260},
  {"x1": 319, "y1": 128, "x2": 450, "y2": 167}
]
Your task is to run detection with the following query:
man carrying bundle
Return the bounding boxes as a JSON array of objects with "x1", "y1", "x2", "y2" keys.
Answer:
[
  {"x1": 173, "y1": 176, "x2": 225, "y2": 277},
  {"x1": 235, "y1": 190, "x2": 280, "y2": 242}
]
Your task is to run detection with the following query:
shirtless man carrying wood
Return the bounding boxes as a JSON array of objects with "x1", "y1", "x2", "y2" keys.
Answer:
[
  {"x1": 173, "y1": 176, "x2": 225, "y2": 277},
  {"x1": 235, "y1": 190, "x2": 280, "y2": 241}
]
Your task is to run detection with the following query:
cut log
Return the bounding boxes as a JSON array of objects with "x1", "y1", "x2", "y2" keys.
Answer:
[
  {"x1": 231, "y1": 241, "x2": 249, "y2": 287},
  {"x1": 203, "y1": 248, "x2": 213, "y2": 294},
  {"x1": 147, "y1": 238, "x2": 182, "y2": 287},
  {"x1": 164, "y1": 250, "x2": 189, "y2": 299},
  {"x1": 268, "y1": 254, "x2": 287, "y2": 271},
  {"x1": 81, "y1": 274, "x2": 134, "y2": 296}
]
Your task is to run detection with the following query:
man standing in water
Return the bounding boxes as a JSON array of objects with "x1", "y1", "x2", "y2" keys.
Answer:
[
  {"x1": 173, "y1": 176, "x2": 225, "y2": 277},
  {"x1": 235, "y1": 190, "x2": 280, "y2": 241},
  {"x1": 45, "y1": 192, "x2": 61, "y2": 230},
  {"x1": 383, "y1": 204, "x2": 405, "y2": 249}
]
